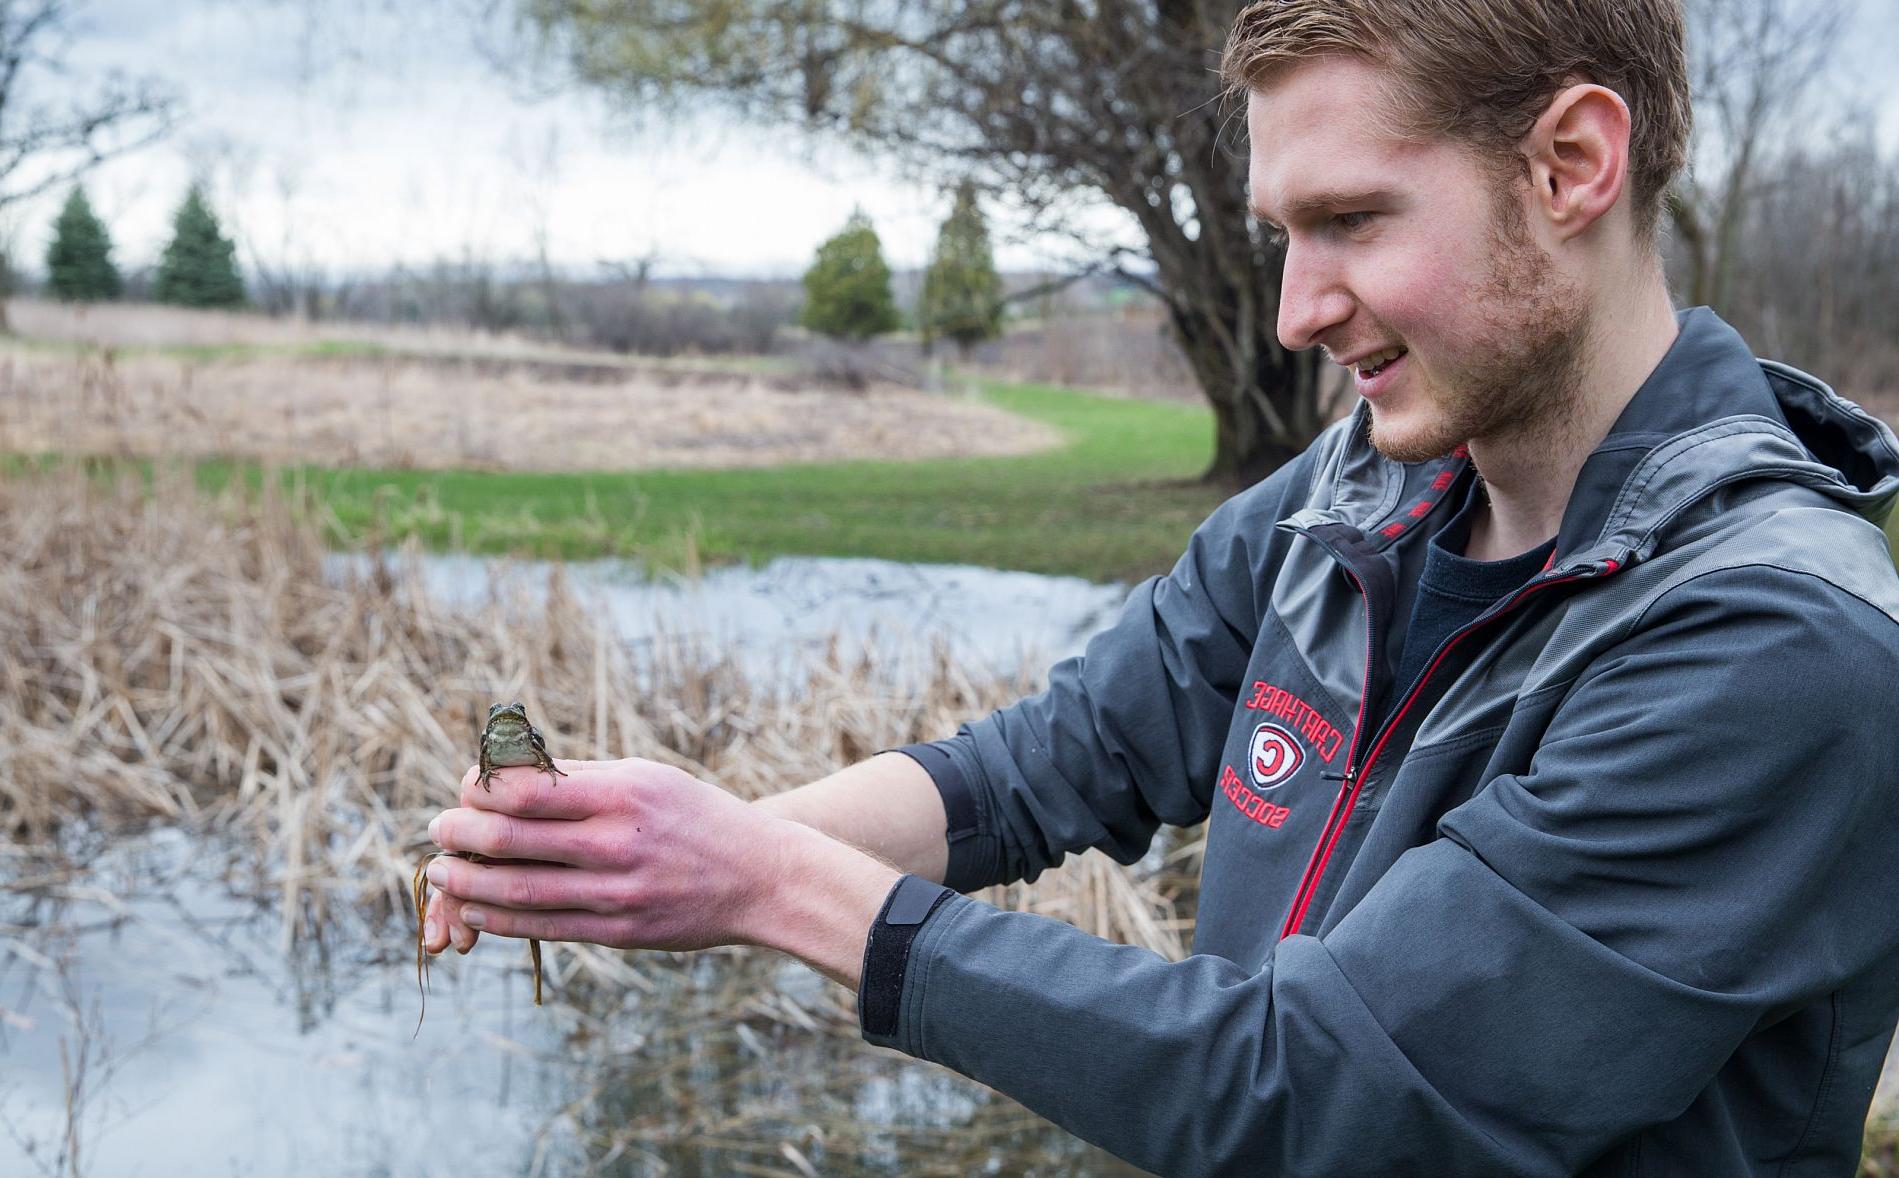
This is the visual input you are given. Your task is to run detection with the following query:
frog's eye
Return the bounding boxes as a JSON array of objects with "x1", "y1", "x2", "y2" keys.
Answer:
[
  {"x1": 512, "y1": 700, "x2": 525, "y2": 713},
  {"x1": 487, "y1": 703, "x2": 505, "y2": 717}
]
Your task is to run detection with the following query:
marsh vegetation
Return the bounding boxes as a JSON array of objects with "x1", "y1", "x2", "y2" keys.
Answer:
[{"x1": 0, "y1": 457, "x2": 1194, "y2": 1172}]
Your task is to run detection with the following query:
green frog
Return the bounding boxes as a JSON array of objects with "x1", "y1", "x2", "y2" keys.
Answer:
[
  {"x1": 413, "y1": 702, "x2": 566, "y2": 1034},
  {"x1": 477, "y1": 701, "x2": 566, "y2": 792}
]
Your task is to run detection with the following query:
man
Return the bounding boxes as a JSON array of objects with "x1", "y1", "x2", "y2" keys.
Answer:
[{"x1": 421, "y1": 0, "x2": 1899, "y2": 1171}]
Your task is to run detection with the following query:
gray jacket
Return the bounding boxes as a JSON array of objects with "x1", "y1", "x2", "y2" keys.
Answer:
[{"x1": 864, "y1": 307, "x2": 1899, "y2": 1175}]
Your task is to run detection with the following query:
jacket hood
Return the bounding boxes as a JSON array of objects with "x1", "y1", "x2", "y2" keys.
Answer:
[{"x1": 1550, "y1": 306, "x2": 1899, "y2": 566}]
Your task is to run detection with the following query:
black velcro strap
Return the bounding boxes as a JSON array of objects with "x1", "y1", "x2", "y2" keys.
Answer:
[{"x1": 859, "y1": 874, "x2": 953, "y2": 1039}]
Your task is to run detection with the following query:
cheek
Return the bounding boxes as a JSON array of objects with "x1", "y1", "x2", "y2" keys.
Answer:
[
  {"x1": 1359, "y1": 228, "x2": 1497, "y2": 351},
  {"x1": 1354, "y1": 242, "x2": 1462, "y2": 337}
]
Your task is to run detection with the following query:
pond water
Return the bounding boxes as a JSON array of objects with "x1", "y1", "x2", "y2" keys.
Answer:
[
  {"x1": 0, "y1": 828, "x2": 1140, "y2": 1177},
  {"x1": 323, "y1": 551, "x2": 1134, "y2": 689},
  {"x1": 0, "y1": 555, "x2": 1145, "y2": 1177}
]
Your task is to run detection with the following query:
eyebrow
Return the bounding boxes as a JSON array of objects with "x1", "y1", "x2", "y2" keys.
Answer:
[{"x1": 1249, "y1": 187, "x2": 1397, "y2": 227}]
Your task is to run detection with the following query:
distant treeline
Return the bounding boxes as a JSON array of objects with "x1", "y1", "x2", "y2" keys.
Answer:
[
  {"x1": 1664, "y1": 126, "x2": 1898, "y2": 404},
  {"x1": 23, "y1": 132, "x2": 1898, "y2": 401}
]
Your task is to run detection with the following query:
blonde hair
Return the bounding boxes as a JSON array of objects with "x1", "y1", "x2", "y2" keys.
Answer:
[{"x1": 1221, "y1": 0, "x2": 1692, "y2": 242}]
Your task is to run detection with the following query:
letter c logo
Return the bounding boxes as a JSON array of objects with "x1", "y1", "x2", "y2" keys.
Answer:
[{"x1": 1248, "y1": 722, "x2": 1304, "y2": 789}]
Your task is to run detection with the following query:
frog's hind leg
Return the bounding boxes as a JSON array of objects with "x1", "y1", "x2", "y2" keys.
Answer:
[
  {"x1": 530, "y1": 731, "x2": 566, "y2": 783},
  {"x1": 411, "y1": 853, "x2": 436, "y2": 1038}
]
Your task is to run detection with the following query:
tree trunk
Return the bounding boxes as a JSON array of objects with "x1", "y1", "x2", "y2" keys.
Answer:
[
  {"x1": 1098, "y1": 1, "x2": 1334, "y2": 489},
  {"x1": 1165, "y1": 294, "x2": 1326, "y2": 486}
]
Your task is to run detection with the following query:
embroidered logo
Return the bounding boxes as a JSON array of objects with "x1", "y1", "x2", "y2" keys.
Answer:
[
  {"x1": 1247, "y1": 722, "x2": 1304, "y2": 789},
  {"x1": 1243, "y1": 681, "x2": 1345, "y2": 763}
]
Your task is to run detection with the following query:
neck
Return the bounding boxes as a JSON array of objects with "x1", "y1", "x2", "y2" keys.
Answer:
[{"x1": 1463, "y1": 267, "x2": 1680, "y2": 562}]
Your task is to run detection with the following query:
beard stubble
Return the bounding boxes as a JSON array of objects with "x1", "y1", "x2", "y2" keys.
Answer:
[{"x1": 1366, "y1": 174, "x2": 1594, "y2": 465}]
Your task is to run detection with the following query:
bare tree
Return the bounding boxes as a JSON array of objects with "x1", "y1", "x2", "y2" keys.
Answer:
[
  {"x1": 243, "y1": 160, "x2": 336, "y2": 319},
  {"x1": 0, "y1": 0, "x2": 176, "y2": 321},
  {"x1": 1668, "y1": 0, "x2": 1850, "y2": 310},
  {"x1": 0, "y1": 0, "x2": 176, "y2": 209},
  {"x1": 1696, "y1": 121, "x2": 1899, "y2": 404},
  {"x1": 503, "y1": 1, "x2": 1333, "y2": 486},
  {"x1": 508, "y1": 125, "x2": 569, "y2": 343}
]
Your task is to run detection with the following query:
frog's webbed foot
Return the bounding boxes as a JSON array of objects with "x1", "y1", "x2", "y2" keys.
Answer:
[{"x1": 530, "y1": 731, "x2": 565, "y2": 783}]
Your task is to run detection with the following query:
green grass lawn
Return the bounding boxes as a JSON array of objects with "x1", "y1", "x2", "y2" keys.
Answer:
[
  {"x1": 32, "y1": 368, "x2": 1895, "y2": 583},
  {"x1": 186, "y1": 382, "x2": 1228, "y2": 583}
]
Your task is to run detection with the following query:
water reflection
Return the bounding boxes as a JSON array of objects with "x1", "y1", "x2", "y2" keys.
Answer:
[{"x1": 0, "y1": 828, "x2": 1143, "y2": 1176}]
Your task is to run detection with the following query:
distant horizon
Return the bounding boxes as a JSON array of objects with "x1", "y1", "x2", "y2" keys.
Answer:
[{"x1": 16, "y1": 253, "x2": 1160, "y2": 291}]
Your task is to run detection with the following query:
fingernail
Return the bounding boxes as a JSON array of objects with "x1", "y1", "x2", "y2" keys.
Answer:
[
  {"x1": 427, "y1": 815, "x2": 442, "y2": 842},
  {"x1": 424, "y1": 919, "x2": 441, "y2": 943},
  {"x1": 425, "y1": 859, "x2": 448, "y2": 885},
  {"x1": 463, "y1": 908, "x2": 486, "y2": 928}
]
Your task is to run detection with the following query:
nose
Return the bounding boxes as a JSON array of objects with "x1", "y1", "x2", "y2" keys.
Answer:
[{"x1": 1275, "y1": 241, "x2": 1353, "y2": 354}]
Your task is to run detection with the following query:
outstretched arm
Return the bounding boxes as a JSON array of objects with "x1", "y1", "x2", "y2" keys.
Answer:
[
  {"x1": 751, "y1": 751, "x2": 949, "y2": 883},
  {"x1": 421, "y1": 750, "x2": 944, "y2": 956}
]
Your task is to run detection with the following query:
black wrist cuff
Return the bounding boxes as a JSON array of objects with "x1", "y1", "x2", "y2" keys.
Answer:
[{"x1": 858, "y1": 873, "x2": 954, "y2": 1040}]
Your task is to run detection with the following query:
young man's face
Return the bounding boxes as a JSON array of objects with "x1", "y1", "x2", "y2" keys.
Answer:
[{"x1": 1247, "y1": 55, "x2": 1592, "y2": 463}]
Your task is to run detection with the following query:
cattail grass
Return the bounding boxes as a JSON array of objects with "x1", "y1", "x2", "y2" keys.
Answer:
[{"x1": 1, "y1": 461, "x2": 1198, "y2": 1010}]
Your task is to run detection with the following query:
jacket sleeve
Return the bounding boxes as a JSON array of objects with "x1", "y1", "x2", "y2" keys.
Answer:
[
  {"x1": 894, "y1": 438, "x2": 1326, "y2": 893},
  {"x1": 861, "y1": 565, "x2": 1899, "y2": 1175}
]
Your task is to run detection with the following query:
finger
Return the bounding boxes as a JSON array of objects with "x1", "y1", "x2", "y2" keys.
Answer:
[
  {"x1": 446, "y1": 892, "x2": 479, "y2": 954},
  {"x1": 459, "y1": 758, "x2": 618, "y2": 791},
  {"x1": 457, "y1": 760, "x2": 621, "y2": 819},
  {"x1": 425, "y1": 875, "x2": 479, "y2": 954},
  {"x1": 459, "y1": 904, "x2": 629, "y2": 947},
  {"x1": 424, "y1": 890, "x2": 450, "y2": 954},
  {"x1": 425, "y1": 856, "x2": 620, "y2": 914},
  {"x1": 431, "y1": 808, "x2": 615, "y2": 869},
  {"x1": 441, "y1": 887, "x2": 480, "y2": 954}
]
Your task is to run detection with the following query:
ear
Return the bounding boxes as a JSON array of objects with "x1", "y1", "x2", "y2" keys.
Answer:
[{"x1": 1522, "y1": 83, "x2": 1630, "y2": 242}]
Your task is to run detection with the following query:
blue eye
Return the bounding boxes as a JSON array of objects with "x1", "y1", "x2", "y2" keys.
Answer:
[{"x1": 1335, "y1": 211, "x2": 1375, "y2": 231}]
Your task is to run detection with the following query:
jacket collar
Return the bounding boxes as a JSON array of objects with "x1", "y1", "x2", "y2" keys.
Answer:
[{"x1": 1300, "y1": 306, "x2": 1899, "y2": 577}]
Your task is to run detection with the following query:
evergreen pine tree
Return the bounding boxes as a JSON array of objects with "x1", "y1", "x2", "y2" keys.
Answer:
[
  {"x1": 800, "y1": 209, "x2": 900, "y2": 342},
  {"x1": 45, "y1": 186, "x2": 122, "y2": 301},
  {"x1": 918, "y1": 181, "x2": 1004, "y2": 359},
  {"x1": 152, "y1": 184, "x2": 245, "y2": 308}
]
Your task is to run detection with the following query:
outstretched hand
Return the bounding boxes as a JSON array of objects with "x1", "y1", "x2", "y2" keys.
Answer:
[{"x1": 421, "y1": 757, "x2": 789, "y2": 957}]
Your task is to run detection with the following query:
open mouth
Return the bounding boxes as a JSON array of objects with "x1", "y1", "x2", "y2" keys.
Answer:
[{"x1": 1355, "y1": 346, "x2": 1408, "y2": 380}]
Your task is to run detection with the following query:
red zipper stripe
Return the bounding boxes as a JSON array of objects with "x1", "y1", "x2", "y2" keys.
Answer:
[
  {"x1": 1277, "y1": 566, "x2": 1375, "y2": 939},
  {"x1": 1282, "y1": 766, "x2": 1370, "y2": 936},
  {"x1": 1277, "y1": 564, "x2": 1611, "y2": 939}
]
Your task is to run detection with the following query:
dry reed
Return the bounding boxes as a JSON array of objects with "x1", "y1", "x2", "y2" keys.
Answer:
[
  {"x1": 0, "y1": 342, "x2": 1060, "y2": 473},
  {"x1": 0, "y1": 460, "x2": 1195, "y2": 1014}
]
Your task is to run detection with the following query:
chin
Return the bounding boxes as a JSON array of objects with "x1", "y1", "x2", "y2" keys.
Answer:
[{"x1": 1366, "y1": 406, "x2": 1462, "y2": 465}]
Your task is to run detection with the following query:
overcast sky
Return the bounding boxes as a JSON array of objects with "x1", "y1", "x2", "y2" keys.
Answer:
[{"x1": 9, "y1": 0, "x2": 1897, "y2": 283}]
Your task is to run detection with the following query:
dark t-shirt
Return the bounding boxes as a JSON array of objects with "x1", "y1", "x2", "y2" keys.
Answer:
[{"x1": 1392, "y1": 476, "x2": 1556, "y2": 694}]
